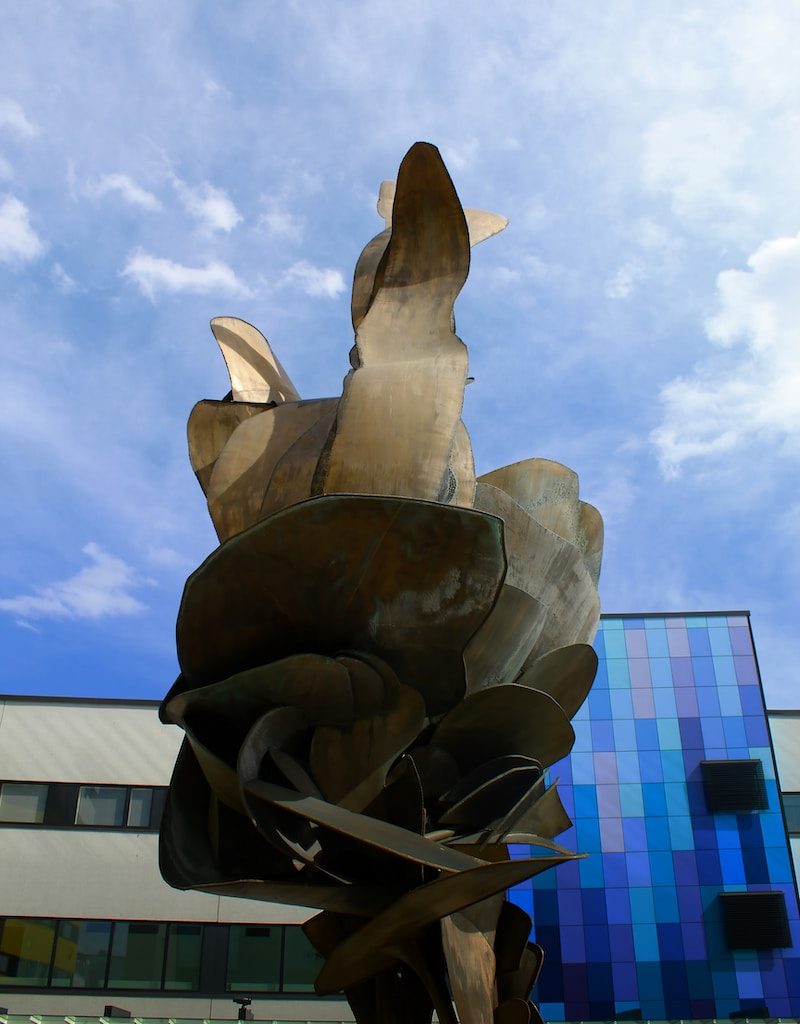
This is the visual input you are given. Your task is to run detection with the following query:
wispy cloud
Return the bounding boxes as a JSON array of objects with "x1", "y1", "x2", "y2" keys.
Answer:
[
  {"x1": 605, "y1": 261, "x2": 644, "y2": 300},
  {"x1": 51, "y1": 262, "x2": 79, "y2": 294},
  {"x1": 0, "y1": 97, "x2": 37, "y2": 138},
  {"x1": 121, "y1": 249, "x2": 250, "y2": 298},
  {"x1": 652, "y1": 231, "x2": 800, "y2": 475},
  {"x1": 282, "y1": 259, "x2": 345, "y2": 298},
  {"x1": 173, "y1": 177, "x2": 241, "y2": 232},
  {"x1": 0, "y1": 195, "x2": 46, "y2": 264},
  {"x1": 85, "y1": 172, "x2": 162, "y2": 211},
  {"x1": 259, "y1": 202, "x2": 304, "y2": 242},
  {"x1": 0, "y1": 543, "x2": 149, "y2": 623}
]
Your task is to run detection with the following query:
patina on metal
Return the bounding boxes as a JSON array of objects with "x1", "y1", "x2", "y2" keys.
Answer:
[{"x1": 160, "y1": 141, "x2": 604, "y2": 1024}]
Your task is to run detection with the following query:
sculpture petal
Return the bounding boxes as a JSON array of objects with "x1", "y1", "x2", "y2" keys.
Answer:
[
  {"x1": 210, "y1": 316, "x2": 300, "y2": 403},
  {"x1": 430, "y1": 684, "x2": 575, "y2": 772},
  {"x1": 176, "y1": 495, "x2": 506, "y2": 716},
  {"x1": 516, "y1": 643, "x2": 598, "y2": 719}
]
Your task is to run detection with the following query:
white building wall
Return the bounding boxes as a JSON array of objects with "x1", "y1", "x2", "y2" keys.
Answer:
[
  {"x1": 0, "y1": 699, "x2": 314, "y2": 925},
  {"x1": 769, "y1": 712, "x2": 800, "y2": 791}
]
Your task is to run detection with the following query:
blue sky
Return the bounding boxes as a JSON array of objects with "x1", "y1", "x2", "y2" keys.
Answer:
[{"x1": 1, "y1": 2, "x2": 799, "y2": 707}]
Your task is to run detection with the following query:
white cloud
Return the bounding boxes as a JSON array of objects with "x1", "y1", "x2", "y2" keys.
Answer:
[
  {"x1": 173, "y1": 177, "x2": 242, "y2": 232},
  {"x1": 652, "y1": 231, "x2": 800, "y2": 475},
  {"x1": 51, "y1": 262, "x2": 79, "y2": 294},
  {"x1": 121, "y1": 249, "x2": 250, "y2": 299},
  {"x1": 259, "y1": 203, "x2": 303, "y2": 241},
  {"x1": 0, "y1": 543, "x2": 148, "y2": 623},
  {"x1": 442, "y1": 137, "x2": 480, "y2": 172},
  {"x1": 0, "y1": 98, "x2": 37, "y2": 138},
  {"x1": 282, "y1": 259, "x2": 345, "y2": 298},
  {"x1": 0, "y1": 155, "x2": 13, "y2": 180},
  {"x1": 642, "y1": 108, "x2": 760, "y2": 234},
  {"x1": 85, "y1": 172, "x2": 162, "y2": 211},
  {"x1": 0, "y1": 195, "x2": 46, "y2": 264},
  {"x1": 605, "y1": 261, "x2": 644, "y2": 300}
]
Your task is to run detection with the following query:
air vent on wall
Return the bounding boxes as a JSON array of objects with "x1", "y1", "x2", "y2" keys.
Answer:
[
  {"x1": 701, "y1": 759, "x2": 768, "y2": 812},
  {"x1": 720, "y1": 891, "x2": 791, "y2": 949}
]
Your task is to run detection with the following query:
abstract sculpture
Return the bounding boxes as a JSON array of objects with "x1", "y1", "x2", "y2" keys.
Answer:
[{"x1": 160, "y1": 141, "x2": 603, "y2": 1024}]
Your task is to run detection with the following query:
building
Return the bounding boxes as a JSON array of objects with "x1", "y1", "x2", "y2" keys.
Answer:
[{"x1": 1, "y1": 611, "x2": 798, "y2": 1020}]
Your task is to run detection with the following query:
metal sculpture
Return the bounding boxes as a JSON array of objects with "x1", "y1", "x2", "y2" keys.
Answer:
[{"x1": 160, "y1": 141, "x2": 603, "y2": 1024}]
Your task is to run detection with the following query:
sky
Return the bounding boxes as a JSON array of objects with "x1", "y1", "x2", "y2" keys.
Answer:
[{"x1": 1, "y1": 1, "x2": 799, "y2": 708}]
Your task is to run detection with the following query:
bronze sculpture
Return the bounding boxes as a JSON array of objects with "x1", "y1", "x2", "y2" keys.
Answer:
[{"x1": 160, "y1": 141, "x2": 603, "y2": 1023}]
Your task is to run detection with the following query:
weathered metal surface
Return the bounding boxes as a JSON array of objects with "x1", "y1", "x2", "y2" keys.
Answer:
[
  {"x1": 160, "y1": 140, "x2": 605, "y2": 1023},
  {"x1": 320, "y1": 143, "x2": 472, "y2": 503},
  {"x1": 175, "y1": 494, "x2": 507, "y2": 715},
  {"x1": 210, "y1": 316, "x2": 300, "y2": 404}
]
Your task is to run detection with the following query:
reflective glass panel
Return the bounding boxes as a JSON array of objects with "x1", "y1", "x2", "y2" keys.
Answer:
[
  {"x1": 282, "y1": 926, "x2": 324, "y2": 992},
  {"x1": 227, "y1": 925, "x2": 281, "y2": 992},
  {"x1": 0, "y1": 917, "x2": 55, "y2": 985},
  {"x1": 76, "y1": 786, "x2": 126, "y2": 827},
  {"x1": 164, "y1": 923, "x2": 202, "y2": 990},
  {"x1": 127, "y1": 788, "x2": 153, "y2": 828},
  {"x1": 51, "y1": 919, "x2": 111, "y2": 988},
  {"x1": 108, "y1": 922, "x2": 166, "y2": 989},
  {"x1": 0, "y1": 783, "x2": 48, "y2": 823}
]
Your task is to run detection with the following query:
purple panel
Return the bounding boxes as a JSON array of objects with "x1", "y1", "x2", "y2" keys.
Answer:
[
  {"x1": 729, "y1": 624, "x2": 753, "y2": 655},
  {"x1": 668, "y1": 628, "x2": 691, "y2": 656},
  {"x1": 632, "y1": 686, "x2": 656, "y2": 718},
  {"x1": 675, "y1": 686, "x2": 699, "y2": 717},
  {"x1": 665, "y1": 616, "x2": 687, "y2": 629},
  {"x1": 625, "y1": 629, "x2": 649, "y2": 658},
  {"x1": 759, "y1": 955, "x2": 789, "y2": 997},
  {"x1": 560, "y1": 925, "x2": 586, "y2": 961},
  {"x1": 629, "y1": 658, "x2": 652, "y2": 688},
  {"x1": 671, "y1": 657, "x2": 695, "y2": 686},
  {"x1": 558, "y1": 889, "x2": 583, "y2": 921},
  {"x1": 681, "y1": 921, "x2": 708, "y2": 957},
  {"x1": 679, "y1": 717, "x2": 704, "y2": 747},
  {"x1": 734, "y1": 654, "x2": 758, "y2": 685},
  {"x1": 612, "y1": 959, "x2": 639, "y2": 996},
  {"x1": 562, "y1": 962, "x2": 589, "y2": 999},
  {"x1": 594, "y1": 751, "x2": 618, "y2": 783},
  {"x1": 673, "y1": 852, "x2": 699, "y2": 887},
  {"x1": 676, "y1": 884, "x2": 700, "y2": 925},
  {"x1": 597, "y1": 783, "x2": 622, "y2": 817},
  {"x1": 600, "y1": 816, "x2": 625, "y2": 852},
  {"x1": 556, "y1": 858, "x2": 581, "y2": 888}
]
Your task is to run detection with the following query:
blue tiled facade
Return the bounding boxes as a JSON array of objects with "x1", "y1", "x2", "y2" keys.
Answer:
[{"x1": 510, "y1": 612, "x2": 800, "y2": 1020}]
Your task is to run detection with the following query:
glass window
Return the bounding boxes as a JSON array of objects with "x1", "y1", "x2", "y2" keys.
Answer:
[
  {"x1": 0, "y1": 917, "x2": 56, "y2": 985},
  {"x1": 127, "y1": 788, "x2": 153, "y2": 828},
  {"x1": 0, "y1": 782, "x2": 48, "y2": 823},
  {"x1": 164, "y1": 923, "x2": 202, "y2": 990},
  {"x1": 227, "y1": 925, "x2": 281, "y2": 992},
  {"x1": 76, "y1": 786, "x2": 127, "y2": 827},
  {"x1": 785, "y1": 793, "x2": 800, "y2": 833},
  {"x1": 108, "y1": 922, "x2": 167, "y2": 989},
  {"x1": 51, "y1": 919, "x2": 111, "y2": 988},
  {"x1": 282, "y1": 926, "x2": 324, "y2": 992}
]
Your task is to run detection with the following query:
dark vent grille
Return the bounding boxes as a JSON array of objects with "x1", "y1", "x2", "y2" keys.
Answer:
[
  {"x1": 720, "y1": 891, "x2": 791, "y2": 949},
  {"x1": 701, "y1": 759, "x2": 767, "y2": 812}
]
